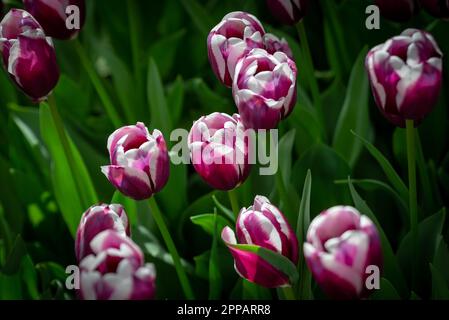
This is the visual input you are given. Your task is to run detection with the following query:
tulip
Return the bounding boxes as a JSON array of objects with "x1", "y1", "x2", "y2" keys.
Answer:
[
  {"x1": 233, "y1": 48, "x2": 297, "y2": 129},
  {"x1": 75, "y1": 204, "x2": 130, "y2": 262},
  {"x1": 222, "y1": 196, "x2": 298, "y2": 288},
  {"x1": 0, "y1": 9, "x2": 59, "y2": 102},
  {"x1": 79, "y1": 230, "x2": 156, "y2": 300},
  {"x1": 188, "y1": 112, "x2": 251, "y2": 191},
  {"x1": 266, "y1": 0, "x2": 308, "y2": 25},
  {"x1": 304, "y1": 206, "x2": 382, "y2": 299},
  {"x1": 365, "y1": 29, "x2": 443, "y2": 127},
  {"x1": 207, "y1": 11, "x2": 265, "y2": 87},
  {"x1": 420, "y1": 0, "x2": 449, "y2": 19},
  {"x1": 23, "y1": 0, "x2": 86, "y2": 40},
  {"x1": 263, "y1": 33, "x2": 294, "y2": 60},
  {"x1": 374, "y1": 0, "x2": 417, "y2": 22},
  {"x1": 101, "y1": 122, "x2": 170, "y2": 200}
]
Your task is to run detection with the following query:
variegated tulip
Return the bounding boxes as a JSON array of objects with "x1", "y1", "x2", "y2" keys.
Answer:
[
  {"x1": 79, "y1": 230, "x2": 156, "y2": 300},
  {"x1": 266, "y1": 0, "x2": 308, "y2": 25},
  {"x1": 374, "y1": 0, "x2": 417, "y2": 22},
  {"x1": 304, "y1": 206, "x2": 383, "y2": 299},
  {"x1": 75, "y1": 204, "x2": 130, "y2": 262},
  {"x1": 263, "y1": 33, "x2": 294, "y2": 60},
  {"x1": 420, "y1": 0, "x2": 449, "y2": 19},
  {"x1": 222, "y1": 196, "x2": 298, "y2": 288},
  {"x1": 366, "y1": 29, "x2": 443, "y2": 127},
  {"x1": 23, "y1": 0, "x2": 86, "y2": 40},
  {"x1": 233, "y1": 48, "x2": 297, "y2": 129},
  {"x1": 207, "y1": 11, "x2": 265, "y2": 87},
  {"x1": 0, "y1": 9, "x2": 59, "y2": 102},
  {"x1": 101, "y1": 122, "x2": 170, "y2": 200},
  {"x1": 188, "y1": 113, "x2": 251, "y2": 191}
]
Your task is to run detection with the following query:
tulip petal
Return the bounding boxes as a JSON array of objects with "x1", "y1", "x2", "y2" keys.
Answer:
[{"x1": 101, "y1": 165, "x2": 153, "y2": 200}]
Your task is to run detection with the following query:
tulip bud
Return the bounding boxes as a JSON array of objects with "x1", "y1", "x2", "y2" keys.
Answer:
[
  {"x1": 79, "y1": 230, "x2": 156, "y2": 300},
  {"x1": 0, "y1": 9, "x2": 59, "y2": 102},
  {"x1": 207, "y1": 11, "x2": 265, "y2": 87},
  {"x1": 420, "y1": 0, "x2": 449, "y2": 19},
  {"x1": 366, "y1": 29, "x2": 443, "y2": 127},
  {"x1": 188, "y1": 113, "x2": 251, "y2": 191},
  {"x1": 23, "y1": 0, "x2": 86, "y2": 40},
  {"x1": 263, "y1": 33, "x2": 294, "y2": 60},
  {"x1": 101, "y1": 122, "x2": 170, "y2": 200},
  {"x1": 266, "y1": 0, "x2": 308, "y2": 25},
  {"x1": 374, "y1": 0, "x2": 417, "y2": 22},
  {"x1": 222, "y1": 196, "x2": 298, "y2": 288},
  {"x1": 233, "y1": 48, "x2": 297, "y2": 129},
  {"x1": 75, "y1": 204, "x2": 130, "y2": 262},
  {"x1": 304, "y1": 206, "x2": 382, "y2": 299}
]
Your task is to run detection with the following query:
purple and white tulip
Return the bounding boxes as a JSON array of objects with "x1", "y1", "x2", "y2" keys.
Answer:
[
  {"x1": 75, "y1": 204, "x2": 130, "y2": 262},
  {"x1": 304, "y1": 206, "x2": 383, "y2": 299},
  {"x1": 222, "y1": 196, "x2": 298, "y2": 288},
  {"x1": 233, "y1": 48, "x2": 297, "y2": 129},
  {"x1": 188, "y1": 113, "x2": 251, "y2": 191},
  {"x1": 266, "y1": 0, "x2": 308, "y2": 25},
  {"x1": 420, "y1": 0, "x2": 449, "y2": 19},
  {"x1": 207, "y1": 11, "x2": 265, "y2": 87},
  {"x1": 263, "y1": 33, "x2": 294, "y2": 60},
  {"x1": 79, "y1": 230, "x2": 156, "y2": 300},
  {"x1": 366, "y1": 29, "x2": 443, "y2": 127},
  {"x1": 101, "y1": 122, "x2": 170, "y2": 201},
  {"x1": 374, "y1": 0, "x2": 417, "y2": 22},
  {"x1": 0, "y1": 9, "x2": 59, "y2": 102},
  {"x1": 23, "y1": 0, "x2": 86, "y2": 40}
]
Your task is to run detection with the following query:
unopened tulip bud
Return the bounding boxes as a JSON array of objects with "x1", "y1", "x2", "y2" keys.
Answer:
[
  {"x1": 366, "y1": 29, "x2": 443, "y2": 127},
  {"x1": 101, "y1": 122, "x2": 170, "y2": 200},
  {"x1": 266, "y1": 0, "x2": 308, "y2": 25},
  {"x1": 420, "y1": 0, "x2": 449, "y2": 19},
  {"x1": 304, "y1": 206, "x2": 382, "y2": 299},
  {"x1": 374, "y1": 0, "x2": 417, "y2": 22},
  {"x1": 222, "y1": 196, "x2": 298, "y2": 288}
]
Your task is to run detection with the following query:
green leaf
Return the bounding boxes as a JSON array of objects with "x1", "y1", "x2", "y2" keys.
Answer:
[
  {"x1": 179, "y1": 0, "x2": 213, "y2": 36},
  {"x1": 370, "y1": 278, "x2": 400, "y2": 300},
  {"x1": 212, "y1": 195, "x2": 235, "y2": 222},
  {"x1": 111, "y1": 191, "x2": 139, "y2": 227},
  {"x1": 150, "y1": 29, "x2": 186, "y2": 79},
  {"x1": 352, "y1": 131, "x2": 409, "y2": 203},
  {"x1": 167, "y1": 76, "x2": 184, "y2": 126},
  {"x1": 158, "y1": 159, "x2": 187, "y2": 222},
  {"x1": 208, "y1": 212, "x2": 221, "y2": 299},
  {"x1": 433, "y1": 237, "x2": 449, "y2": 287},
  {"x1": 279, "y1": 130, "x2": 296, "y2": 187},
  {"x1": 190, "y1": 214, "x2": 231, "y2": 236},
  {"x1": 147, "y1": 57, "x2": 172, "y2": 135},
  {"x1": 430, "y1": 264, "x2": 449, "y2": 299},
  {"x1": 333, "y1": 47, "x2": 372, "y2": 167},
  {"x1": 348, "y1": 178, "x2": 408, "y2": 297}
]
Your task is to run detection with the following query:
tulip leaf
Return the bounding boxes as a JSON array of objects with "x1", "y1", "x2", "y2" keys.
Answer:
[
  {"x1": 352, "y1": 131, "x2": 409, "y2": 203},
  {"x1": 229, "y1": 244, "x2": 299, "y2": 286},
  {"x1": 333, "y1": 47, "x2": 372, "y2": 168},
  {"x1": 167, "y1": 76, "x2": 185, "y2": 126},
  {"x1": 208, "y1": 211, "x2": 222, "y2": 299},
  {"x1": 179, "y1": 0, "x2": 214, "y2": 37},
  {"x1": 430, "y1": 264, "x2": 449, "y2": 299},
  {"x1": 190, "y1": 214, "x2": 231, "y2": 236},
  {"x1": 111, "y1": 191, "x2": 139, "y2": 227},
  {"x1": 40, "y1": 103, "x2": 98, "y2": 237},
  {"x1": 370, "y1": 278, "x2": 401, "y2": 300},
  {"x1": 348, "y1": 178, "x2": 408, "y2": 297},
  {"x1": 279, "y1": 130, "x2": 296, "y2": 188},
  {"x1": 150, "y1": 29, "x2": 186, "y2": 79},
  {"x1": 212, "y1": 195, "x2": 235, "y2": 222}
]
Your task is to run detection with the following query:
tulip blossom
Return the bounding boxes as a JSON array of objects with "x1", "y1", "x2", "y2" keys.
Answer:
[
  {"x1": 304, "y1": 206, "x2": 383, "y2": 299},
  {"x1": 101, "y1": 122, "x2": 170, "y2": 200},
  {"x1": 366, "y1": 29, "x2": 443, "y2": 127},
  {"x1": 207, "y1": 11, "x2": 265, "y2": 87},
  {"x1": 188, "y1": 113, "x2": 251, "y2": 191},
  {"x1": 222, "y1": 196, "x2": 298, "y2": 288},
  {"x1": 266, "y1": 0, "x2": 308, "y2": 25},
  {"x1": 79, "y1": 230, "x2": 156, "y2": 300},
  {"x1": 374, "y1": 0, "x2": 416, "y2": 22},
  {"x1": 0, "y1": 9, "x2": 59, "y2": 102},
  {"x1": 23, "y1": 0, "x2": 86, "y2": 40},
  {"x1": 420, "y1": 0, "x2": 449, "y2": 19},
  {"x1": 263, "y1": 33, "x2": 294, "y2": 60},
  {"x1": 75, "y1": 204, "x2": 130, "y2": 262},
  {"x1": 233, "y1": 48, "x2": 297, "y2": 129}
]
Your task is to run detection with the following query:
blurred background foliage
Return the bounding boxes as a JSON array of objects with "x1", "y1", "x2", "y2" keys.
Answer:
[{"x1": 0, "y1": 0, "x2": 448, "y2": 300}]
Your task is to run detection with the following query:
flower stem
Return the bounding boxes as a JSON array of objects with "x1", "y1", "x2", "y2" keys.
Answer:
[
  {"x1": 74, "y1": 40, "x2": 123, "y2": 128},
  {"x1": 406, "y1": 119, "x2": 418, "y2": 288},
  {"x1": 148, "y1": 197, "x2": 195, "y2": 299},
  {"x1": 282, "y1": 286, "x2": 296, "y2": 300},
  {"x1": 228, "y1": 189, "x2": 240, "y2": 218}
]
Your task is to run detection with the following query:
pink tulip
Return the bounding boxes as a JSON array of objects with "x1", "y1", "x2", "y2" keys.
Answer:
[
  {"x1": 304, "y1": 206, "x2": 383, "y2": 299},
  {"x1": 263, "y1": 33, "x2": 294, "y2": 60},
  {"x1": 222, "y1": 196, "x2": 298, "y2": 288},
  {"x1": 419, "y1": 0, "x2": 449, "y2": 19},
  {"x1": 266, "y1": 0, "x2": 308, "y2": 25},
  {"x1": 374, "y1": 0, "x2": 417, "y2": 22}
]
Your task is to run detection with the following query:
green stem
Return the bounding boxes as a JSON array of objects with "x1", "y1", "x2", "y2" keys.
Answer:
[
  {"x1": 282, "y1": 286, "x2": 296, "y2": 300},
  {"x1": 74, "y1": 40, "x2": 122, "y2": 128},
  {"x1": 406, "y1": 119, "x2": 418, "y2": 288},
  {"x1": 47, "y1": 96, "x2": 87, "y2": 208},
  {"x1": 127, "y1": 0, "x2": 143, "y2": 96},
  {"x1": 228, "y1": 189, "x2": 240, "y2": 218},
  {"x1": 148, "y1": 197, "x2": 195, "y2": 299}
]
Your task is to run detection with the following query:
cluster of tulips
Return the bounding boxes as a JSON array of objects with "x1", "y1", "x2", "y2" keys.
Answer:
[{"x1": 0, "y1": 0, "x2": 444, "y2": 300}]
